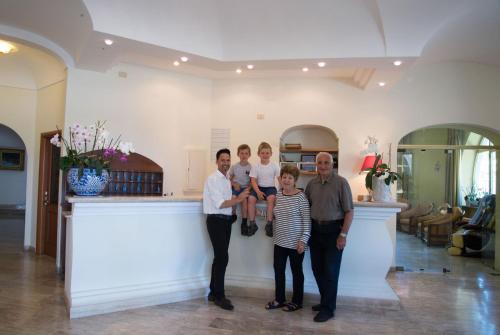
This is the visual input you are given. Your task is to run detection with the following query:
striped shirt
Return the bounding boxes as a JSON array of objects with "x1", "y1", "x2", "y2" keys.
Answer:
[{"x1": 272, "y1": 191, "x2": 311, "y2": 249}]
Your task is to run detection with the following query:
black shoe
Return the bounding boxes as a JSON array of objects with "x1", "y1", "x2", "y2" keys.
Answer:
[
  {"x1": 265, "y1": 222, "x2": 273, "y2": 237},
  {"x1": 207, "y1": 292, "x2": 215, "y2": 302},
  {"x1": 231, "y1": 214, "x2": 238, "y2": 224},
  {"x1": 214, "y1": 297, "x2": 234, "y2": 311},
  {"x1": 314, "y1": 311, "x2": 334, "y2": 322},
  {"x1": 312, "y1": 304, "x2": 321, "y2": 311},
  {"x1": 241, "y1": 222, "x2": 249, "y2": 236},
  {"x1": 247, "y1": 222, "x2": 258, "y2": 236}
]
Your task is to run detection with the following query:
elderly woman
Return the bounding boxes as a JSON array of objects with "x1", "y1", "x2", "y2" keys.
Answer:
[{"x1": 265, "y1": 165, "x2": 311, "y2": 312}]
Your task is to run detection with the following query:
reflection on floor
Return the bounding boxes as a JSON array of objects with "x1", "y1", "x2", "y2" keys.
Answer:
[{"x1": 1, "y1": 229, "x2": 500, "y2": 334}]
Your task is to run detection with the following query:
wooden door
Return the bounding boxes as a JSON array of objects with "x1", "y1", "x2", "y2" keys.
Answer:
[{"x1": 36, "y1": 131, "x2": 60, "y2": 257}]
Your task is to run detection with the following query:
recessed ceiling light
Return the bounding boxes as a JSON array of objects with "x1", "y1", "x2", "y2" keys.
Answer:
[
  {"x1": 173, "y1": 61, "x2": 180, "y2": 66},
  {"x1": 317, "y1": 62, "x2": 326, "y2": 68},
  {"x1": 180, "y1": 56, "x2": 189, "y2": 62},
  {"x1": 236, "y1": 68, "x2": 242, "y2": 74},
  {"x1": 104, "y1": 39, "x2": 113, "y2": 46},
  {"x1": 302, "y1": 67, "x2": 309, "y2": 72},
  {"x1": 0, "y1": 40, "x2": 15, "y2": 54},
  {"x1": 247, "y1": 64, "x2": 254, "y2": 70},
  {"x1": 378, "y1": 82, "x2": 386, "y2": 87},
  {"x1": 393, "y1": 60, "x2": 402, "y2": 66}
]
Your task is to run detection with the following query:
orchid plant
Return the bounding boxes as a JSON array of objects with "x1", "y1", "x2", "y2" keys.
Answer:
[
  {"x1": 50, "y1": 121, "x2": 134, "y2": 175},
  {"x1": 365, "y1": 154, "x2": 400, "y2": 191}
]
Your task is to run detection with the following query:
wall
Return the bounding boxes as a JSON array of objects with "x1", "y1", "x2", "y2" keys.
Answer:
[
  {"x1": 0, "y1": 124, "x2": 27, "y2": 205},
  {"x1": 64, "y1": 64, "x2": 213, "y2": 196},
  {"x1": 211, "y1": 61, "x2": 500, "y2": 196}
]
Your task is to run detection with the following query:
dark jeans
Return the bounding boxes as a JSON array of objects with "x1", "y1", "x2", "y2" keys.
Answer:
[
  {"x1": 206, "y1": 214, "x2": 233, "y2": 299},
  {"x1": 274, "y1": 244, "x2": 305, "y2": 305},
  {"x1": 309, "y1": 220, "x2": 343, "y2": 314}
]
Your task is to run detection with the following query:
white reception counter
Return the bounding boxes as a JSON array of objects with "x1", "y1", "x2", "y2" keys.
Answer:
[{"x1": 64, "y1": 196, "x2": 406, "y2": 318}]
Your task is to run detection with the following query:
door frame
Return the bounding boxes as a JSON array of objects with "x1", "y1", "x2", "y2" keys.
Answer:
[{"x1": 35, "y1": 130, "x2": 60, "y2": 255}]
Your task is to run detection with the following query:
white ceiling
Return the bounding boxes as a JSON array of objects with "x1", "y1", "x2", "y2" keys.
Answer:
[{"x1": 0, "y1": 0, "x2": 498, "y2": 88}]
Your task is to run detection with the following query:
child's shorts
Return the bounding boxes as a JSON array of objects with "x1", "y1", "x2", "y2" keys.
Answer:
[
  {"x1": 250, "y1": 186, "x2": 277, "y2": 199},
  {"x1": 232, "y1": 187, "x2": 249, "y2": 196}
]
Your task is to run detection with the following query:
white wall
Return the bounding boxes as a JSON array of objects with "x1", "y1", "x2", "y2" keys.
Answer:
[
  {"x1": 64, "y1": 64, "x2": 213, "y2": 196},
  {"x1": 0, "y1": 78, "x2": 66, "y2": 248},
  {"x1": 0, "y1": 124, "x2": 27, "y2": 205},
  {"x1": 211, "y1": 62, "x2": 500, "y2": 197}
]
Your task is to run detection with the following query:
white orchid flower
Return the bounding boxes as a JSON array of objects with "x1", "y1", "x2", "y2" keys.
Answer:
[
  {"x1": 118, "y1": 141, "x2": 135, "y2": 155},
  {"x1": 49, "y1": 134, "x2": 61, "y2": 147}
]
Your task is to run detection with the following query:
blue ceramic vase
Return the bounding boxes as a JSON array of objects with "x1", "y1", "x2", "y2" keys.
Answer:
[{"x1": 67, "y1": 168, "x2": 110, "y2": 196}]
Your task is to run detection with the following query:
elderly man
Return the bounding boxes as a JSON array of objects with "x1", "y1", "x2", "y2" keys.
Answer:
[
  {"x1": 305, "y1": 152, "x2": 354, "y2": 322},
  {"x1": 203, "y1": 148, "x2": 249, "y2": 310}
]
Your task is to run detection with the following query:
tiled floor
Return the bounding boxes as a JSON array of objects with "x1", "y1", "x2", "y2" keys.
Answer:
[{"x1": 1, "y1": 219, "x2": 499, "y2": 335}]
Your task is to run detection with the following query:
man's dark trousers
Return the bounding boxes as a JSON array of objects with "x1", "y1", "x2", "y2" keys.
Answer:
[
  {"x1": 206, "y1": 214, "x2": 233, "y2": 299},
  {"x1": 309, "y1": 220, "x2": 343, "y2": 315}
]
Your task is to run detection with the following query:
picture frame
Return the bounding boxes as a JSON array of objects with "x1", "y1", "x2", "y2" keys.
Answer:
[
  {"x1": 0, "y1": 148, "x2": 25, "y2": 171},
  {"x1": 300, "y1": 154, "x2": 316, "y2": 171}
]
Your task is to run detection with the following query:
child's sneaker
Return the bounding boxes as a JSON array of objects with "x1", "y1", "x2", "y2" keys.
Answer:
[
  {"x1": 247, "y1": 221, "x2": 259, "y2": 236},
  {"x1": 265, "y1": 222, "x2": 273, "y2": 237}
]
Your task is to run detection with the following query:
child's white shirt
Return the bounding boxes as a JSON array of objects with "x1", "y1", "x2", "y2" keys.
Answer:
[{"x1": 249, "y1": 161, "x2": 280, "y2": 187}]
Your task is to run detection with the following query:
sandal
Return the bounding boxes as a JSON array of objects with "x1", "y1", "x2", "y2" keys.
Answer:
[
  {"x1": 265, "y1": 300, "x2": 286, "y2": 310},
  {"x1": 282, "y1": 302, "x2": 302, "y2": 312}
]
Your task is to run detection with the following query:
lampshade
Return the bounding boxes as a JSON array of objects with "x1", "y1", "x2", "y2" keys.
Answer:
[{"x1": 360, "y1": 155, "x2": 381, "y2": 171}]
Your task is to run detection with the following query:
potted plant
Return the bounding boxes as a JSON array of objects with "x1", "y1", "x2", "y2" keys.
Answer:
[
  {"x1": 365, "y1": 154, "x2": 400, "y2": 202},
  {"x1": 50, "y1": 121, "x2": 134, "y2": 196}
]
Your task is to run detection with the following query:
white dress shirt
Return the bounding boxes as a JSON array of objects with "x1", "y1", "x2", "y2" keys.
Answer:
[{"x1": 203, "y1": 169, "x2": 232, "y2": 215}]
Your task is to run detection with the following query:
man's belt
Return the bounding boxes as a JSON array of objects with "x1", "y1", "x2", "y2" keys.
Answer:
[
  {"x1": 312, "y1": 219, "x2": 344, "y2": 225},
  {"x1": 207, "y1": 214, "x2": 233, "y2": 220}
]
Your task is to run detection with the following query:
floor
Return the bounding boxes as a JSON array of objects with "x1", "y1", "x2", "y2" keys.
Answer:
[{"x1": 1, "y1": 219, "x2": 500, "y2": 335}]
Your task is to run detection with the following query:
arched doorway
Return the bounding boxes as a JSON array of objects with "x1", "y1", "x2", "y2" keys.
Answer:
[
  {"x1": 279, "y1": 125, "x2": 338, "y2": 189},
  {"x1": 0, "y1": 124, "x2": 27, "y2": 252},
  {"x1": 395, "y1": 124, "x2": 499, "y2": 272}
]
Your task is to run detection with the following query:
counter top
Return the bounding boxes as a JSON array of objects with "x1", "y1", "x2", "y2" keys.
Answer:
[
  {"x1": 66, "y1": 195, "x2": 202, "y2": 203},
  {"x1": 67, "y1": 196, "x2": 408, "y2": 210}
]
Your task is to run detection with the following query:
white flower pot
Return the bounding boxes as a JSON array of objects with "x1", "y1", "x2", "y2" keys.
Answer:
[{"x1": 371, "y1": 174, "x2": 394, "y2": 202}]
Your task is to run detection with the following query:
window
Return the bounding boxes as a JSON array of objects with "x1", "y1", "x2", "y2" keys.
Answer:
[{"x1": 473, "y1": 137, "x2": 496, "y2": 195}]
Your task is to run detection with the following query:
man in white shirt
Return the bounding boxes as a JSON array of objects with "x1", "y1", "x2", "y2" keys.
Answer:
[{"x1": 203, "y1": 148, "x2": 249, "y2": 310}]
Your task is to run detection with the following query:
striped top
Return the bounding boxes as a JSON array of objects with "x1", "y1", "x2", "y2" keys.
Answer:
[{"x1": 273, "y1": 190, "x2": 311, "y2": 250}]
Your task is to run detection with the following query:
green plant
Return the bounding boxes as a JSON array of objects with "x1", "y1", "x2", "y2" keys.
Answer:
[
  {"x1": 365, "y1": 154, "x2": 400, "y2": 190},
  {"x1": 50, "y1": 121, "x2": 134, "y2": 175}
]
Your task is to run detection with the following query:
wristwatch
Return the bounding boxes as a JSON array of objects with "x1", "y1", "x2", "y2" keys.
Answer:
[{"x1": 339, "y1": 232, "x2": 347, "y2": 238}]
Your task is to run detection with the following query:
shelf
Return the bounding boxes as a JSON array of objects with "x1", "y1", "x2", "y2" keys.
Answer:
[
  {"x1": 280, "y1": 147, "x2": 337, "y2": 153},
  {"x1": 300, "y1": 170, "x2": 318, "y2": 175}
]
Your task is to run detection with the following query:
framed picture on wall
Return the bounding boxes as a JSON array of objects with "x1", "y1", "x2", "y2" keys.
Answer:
[
  {"x1": 300, "y1": 154, "x2": 316, "y2": 171},
  {"x1": 0, "y1": 148, "x2": 25, "y2": 171}
]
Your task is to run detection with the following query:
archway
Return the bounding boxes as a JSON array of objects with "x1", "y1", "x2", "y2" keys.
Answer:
[
  {"x1": 395, "y1": 123, "x2": 499, "y2": 272},
  {"x1": 0, "y1": 124, "x2": 27, "y2": 252},
  {"x1": 279, "y1": 125, "x2": 338, "y2": 189}
]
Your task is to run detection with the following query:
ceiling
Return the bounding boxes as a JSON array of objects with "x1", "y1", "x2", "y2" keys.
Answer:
[{"x1": 0, "y1": 0, "x2": 499, "y2": 89}]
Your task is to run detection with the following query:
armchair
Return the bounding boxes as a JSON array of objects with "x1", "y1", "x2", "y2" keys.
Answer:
[
  {"x1": 422, "y1": 207, "x2": 463, "y2": 246},
  {"x1": 448, "y1": 194, "x2": 496, "y2": 256},
  {"x1": 398, "y1": 202, "x2": 434, "y2": 234}
]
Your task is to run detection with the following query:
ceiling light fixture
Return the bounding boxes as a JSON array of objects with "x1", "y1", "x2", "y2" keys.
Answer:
[
  {"x1": 317, "y1": 62, "x2": 326, "y2": 68},
  {"x1": 302, "y1": 67, "x2": 309, "y2": 72},
  {"x1": 378, "y1": 82, "x2": 386, "y2": 87},
  {"x1": 247, "y1": 64, "x2": 254, "y2": 70},
  {"x1": 180, "y1": 56, "x2": 189, "y2": 62},
  {"x1": 236, "y1": 68, "x2": 242, "y2": 74},
  {"x1": 393, "y1": 60, "x2": 402, "y2": 66},
  {"x1": 173, "y1": 61, "x2": 180, "y2": 66},
  {"x1": 0, "y1": 40, "x2": 16, "y2": 54},
  {"x1": 104, "y1": 39, "x2": 114, "y2": 46}
]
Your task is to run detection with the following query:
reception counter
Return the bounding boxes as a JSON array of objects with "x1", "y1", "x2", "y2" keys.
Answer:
[{"x1": 64, "y1": 196, "x2": 406, "y2": 318}]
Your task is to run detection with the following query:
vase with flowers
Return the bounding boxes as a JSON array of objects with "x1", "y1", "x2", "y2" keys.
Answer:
[
  {"x1": 365, "y1": 154, "x2": 400, "y2": 202},
  {"x1": 50, "y1": 121, "x2": 134, "y2": 196}
]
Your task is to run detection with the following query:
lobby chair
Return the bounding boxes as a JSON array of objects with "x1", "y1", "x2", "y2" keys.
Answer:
[
  {"x1": 416, "y1": 203, "x2": 451, "y2": 238},
  {"x1": 448, "y1": 194, "x2": 496, "y2": 256},
  {"x1": 422, "y1": 207, "x2": 463, "y2": 246},
  {"x1": 398, "y1": 202, "x2": 433, "y2": 235}
]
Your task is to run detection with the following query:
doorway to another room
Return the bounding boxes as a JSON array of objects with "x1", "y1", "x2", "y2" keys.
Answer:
[
  {"x1": 395, "y1": 126, "x2": 498, "y2": 273},
  {"x1": 36, "y1": 131, "x2": 61, "y2": 258},
  {"x1": 0, "y1": 124, "x2": 27, "y2": 253}
]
